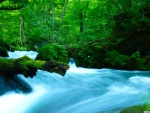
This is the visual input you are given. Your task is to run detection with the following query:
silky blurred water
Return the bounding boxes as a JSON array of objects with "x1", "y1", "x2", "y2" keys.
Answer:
[{"x1": 0, "y1": 51, "x2": 150, "y2": 113}]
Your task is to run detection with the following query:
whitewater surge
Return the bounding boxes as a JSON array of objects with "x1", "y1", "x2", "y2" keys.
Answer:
[{"x1": 0, "y1": 51, "x2": 149, "y2": 113}]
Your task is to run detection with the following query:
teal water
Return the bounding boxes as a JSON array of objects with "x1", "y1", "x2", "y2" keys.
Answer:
[{"x1": 0, "y1": 51, "x2": 150, "y2": 113}]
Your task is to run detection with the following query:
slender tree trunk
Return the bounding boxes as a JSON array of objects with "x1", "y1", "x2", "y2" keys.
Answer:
[
  {"x1": 46, "y1": 34, "x2": 50, "y2": 43},
  {"x1": 52, "y1": 5, "x2": 55, "y2": 31},
  {"x1": 47, "y1": 8, "x2": 51, "y2": 43},
  {"x1": 20, "y1": 16, "x2": 25, "y2": 47},
  {"x1": 58, "y1": 0, "x2": 68, "y2": 38},
  {"x1": 79, "y1": 12, "x2": 84, "y2": 35},
  {"x1": 51, "y1": 1, "x2": 56, "y2": 42},
  {"x1": 78, "y1": 0, "x2": 89, "y2": 41},
  {"x1": 59, "y1": 1, "x2": 68, "y2": 25}
]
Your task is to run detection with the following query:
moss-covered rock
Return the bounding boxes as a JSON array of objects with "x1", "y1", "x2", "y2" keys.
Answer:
[
  {"x1": 36, "y1": 44, "x2": 68, "y2": 63},
  {"x1": 0, "y1": 55, "x2": 69, "y2": 78},
  {"x1": 65, "y1": 43, "x2": 150, "y2": 70},
  {"x1": 73, "y1": 45, "x2": 107, "y2": 68},
  {"x1": 119, "y1": 105, "x2": 150, "y2": 113},
  {"x1": 0, "y1": 75, "x2": 32, "y2": 95},
  {"x1": 0, "y1": 47, "x2": 9, "y2": 57}
]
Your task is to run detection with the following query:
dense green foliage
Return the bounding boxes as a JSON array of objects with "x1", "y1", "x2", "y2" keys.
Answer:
[
  {"x1": 0, "y1": 0, "x2": 115, "y2": 49},
  {"x1": 0, "y1": 0, "x2": 28, "y2": 10},
  {"x1": 105, "y1": 50, "x2": 129, "y2": 67},
  {"x1": 119, "y1": 105, "x2": 150, "y2": 113},
  {"x1": 36, "y1": 44, "x2": 68, "y2": 63},
  {"x1": 0, "y1": 0, "x2": 150, "y2": 69},
  {"x1": 1, "y1": 0, "x2": 150, "y2": 110},
  {"x1": 73, "y1": 45, "x2": 106, "y2": 68}
]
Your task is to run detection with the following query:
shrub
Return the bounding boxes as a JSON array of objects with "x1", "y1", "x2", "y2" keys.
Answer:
[
  {"x1": 74, "y1": 45, "x2": 106, "y2": 68},
  {"x1": 105, "y1": 50, "x2": 129, "y2": 67},
  {"x1": 36, "y1": 44, "x2": 68, "y2": 63},
  {"x1": 130, "y1": 51, "x2": 141, "y2": 61}
]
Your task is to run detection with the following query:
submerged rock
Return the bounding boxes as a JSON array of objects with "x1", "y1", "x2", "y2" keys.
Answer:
[{"x1": 0, "y1": 75, "x2": 32, "y2": 95}]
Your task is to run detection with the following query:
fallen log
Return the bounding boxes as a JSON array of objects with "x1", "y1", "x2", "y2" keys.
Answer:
[{"x1": 0, "y1": 55, "x2": 69, "y2": 78}]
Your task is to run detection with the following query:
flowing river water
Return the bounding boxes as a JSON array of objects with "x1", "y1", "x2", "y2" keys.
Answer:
[{"x1": 0, "y1": 51, "x2": 150, "y2": 113}]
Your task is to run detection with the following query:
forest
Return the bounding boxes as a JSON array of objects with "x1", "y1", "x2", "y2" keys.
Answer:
[
  {"x1": 0, "y1": 0, "x2": 150, "y2": 112},
  {"x1": 1, "y1": 0, "x2": 150, "y2": 71}
]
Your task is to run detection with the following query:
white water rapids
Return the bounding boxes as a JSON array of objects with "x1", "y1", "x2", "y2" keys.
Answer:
[{"x1": 0, "y1": 51, "x2": 150, "y2": 113}]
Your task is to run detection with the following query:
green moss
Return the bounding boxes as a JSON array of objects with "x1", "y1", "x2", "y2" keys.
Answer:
[
  {"x1": 0, "y1": 55, "x2": 69, "y2": 77},
  {"x1": 16, "y1": 56, "x2": 30, "y2": 76},
  {"x1": 14, "y1": 56, "x2": 37, "y2": 77},
  {"x1": 29, "y1": 60, "x2": 45, "y2": 69},
  {"x1": 0, "y1": 58, "x2": 14, "y2": 69},
  {"x1": 120, "y1": 105, "x2": 149, "y2": 113},
  {"x1": 36, "y1": 44, "x2": 68, "y2": 63}
]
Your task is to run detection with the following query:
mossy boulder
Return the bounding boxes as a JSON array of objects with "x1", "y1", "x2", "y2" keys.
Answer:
[
  {"x1": 73, "y1": 45, "x2": 107, "y2": 68},
  {"x1": 0, "y1": 47, "x2": 9, "y2": 57},
  {"x1": 66, "y1": 44, "x2": 150, "y2": 70},
  {"x1": 36, "y1": 44, "x2": 68, "y2": 63},
  {"x1": 0, "y1": 75, "x2": 32, "y2": 95},
  {"x1": 0, "y1": 55, "x2": 69, "y2": 77},
  {"x1": 119, "y1": 105, "x2": 150, "y2": 113}
]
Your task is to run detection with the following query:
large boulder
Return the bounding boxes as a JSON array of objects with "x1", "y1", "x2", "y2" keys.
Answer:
[
  {"x1": 119, "y1": 105, "x2": 149, "y2": 113},
  {"x1": 0, "y1": 75, "x2": 32, "y2": 95},
  {"x1": 0, "y1": 47, "x2": 8, "y2": 57},
  {"x1": 36, "y1": 44, "x2": 68, "y2": 63},
  {"x1": 73, "y1": 45, "x2": 107, "y2": 68}
]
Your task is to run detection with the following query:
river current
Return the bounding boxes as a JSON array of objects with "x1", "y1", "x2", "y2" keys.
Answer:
[{"x1": 0, "y1": 51, "x2": 150, "y2": 113}]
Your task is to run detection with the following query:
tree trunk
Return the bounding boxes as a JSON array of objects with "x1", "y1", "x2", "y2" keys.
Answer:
[
  {"x1": 20, "y1": 16, "x2": 25, "y2": 47},
  {"x1": 78, "y1": 0, "x2": 89, "y2": 39},
  {"x1": 57, "y1": 0, "x2": 68, "y2": 38},
  {"x1": 52, "y1": 3, "x2": 55, "y2": 31},
  {"x1": 51, "y1": 1, "x2": 56, "y2": 42},
  {"x1": 0, "y1": 56, "x2": 69, "y2": 78}
]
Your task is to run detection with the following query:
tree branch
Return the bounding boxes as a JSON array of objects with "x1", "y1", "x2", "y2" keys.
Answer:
[{"x1": 0, "y1": 0, "x2": 28, "y2": 10}]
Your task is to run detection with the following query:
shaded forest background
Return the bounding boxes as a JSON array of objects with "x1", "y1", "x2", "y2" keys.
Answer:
[{"x1": 0, "y1": 0, "x2": 150, "y2": 70}]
